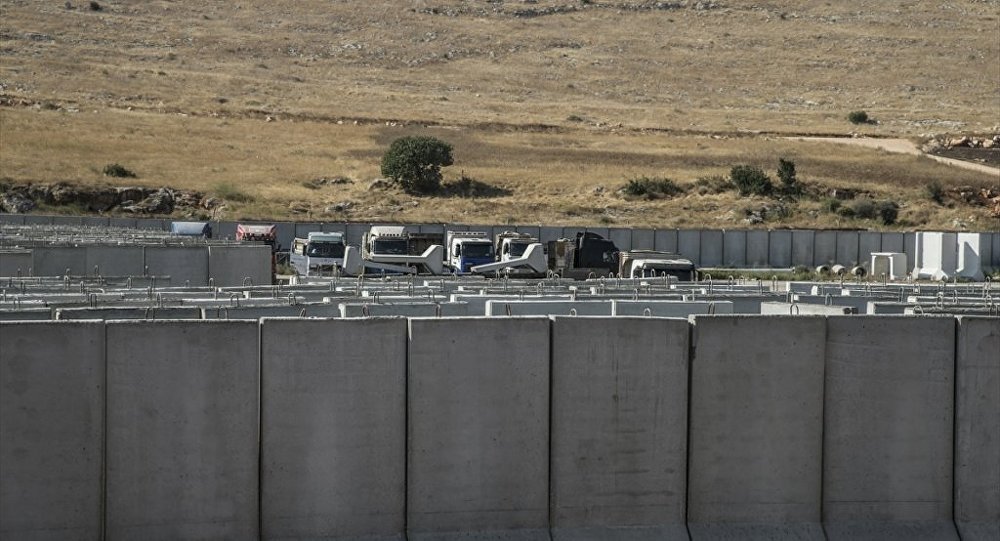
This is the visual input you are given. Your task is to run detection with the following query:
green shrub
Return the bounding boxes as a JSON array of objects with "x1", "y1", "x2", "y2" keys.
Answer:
[
  {"x1": 622, "y1": 176, "x2": 685, "y2": 199},
  {"x1": 213, "y1": 182, "x2": 255, "y2": 203},
  {"x1": 730, "y1": 165, "x2": 773, "y2": 197},
  {"x1": 103, "y1": 163, "x2": 136, "y2": 178},
  {"x1": 848, "y1": 110, "x2": 869, "y2": 124},
  {"x1": 852, "y1": 199, "x2": 877, "y2": 219},
  {"x1": 926, "y1": 181, "x2": 944, "y2": 204},
  {"x1": 776, "y1": 158, "x2": 800, "y2": 195},
  {"x1": 380, "y1": 136, "x2": 453, "y2": 195},
  {"x1": 876, "y1": 200, "x2": 899, "y2": 225},
  {"x1": 441, "y1": 174, "x2": 512, "y2": 198},
  {"x1": 694, "y1": 175, "x2": 734, "y2": 194},
  {"x1": 823, "y1": 198, "x2": 842, "y2": 213}
]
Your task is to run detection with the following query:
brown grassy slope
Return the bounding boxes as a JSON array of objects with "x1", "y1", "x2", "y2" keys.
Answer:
[{"x1": 0, "y1": 0, "x2": 998, "y2": 229}]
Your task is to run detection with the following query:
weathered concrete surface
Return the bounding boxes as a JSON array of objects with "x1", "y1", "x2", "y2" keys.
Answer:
[
  {"x1": 0, "y1": 250, "x2": 32, "y2": 276},
  {"x1": 106, "y1": 320, "x2": 259, "y2": 540},
  {"x1": 632, "y1": 229, "x2": 655, "y2": 250},
  {"x1": 0, "y1": 213, "x2": 26, "y2": 225},
  {"x1": 261, "y1": 318, "x2": 406, "y2": 540},
  {"x1": 407, "y1": 317, "x2": 550, "y2": 541},
  {"x1": 792, "y1": 230, "x2": 815, "y2": 267},
  {"x1": 700, "y1": 230, "x2": 723, "y2": 267},
  {"x1": 688, "y1": 316, "x2": 826, "y2": 540},
  {"x1": 759, "y1": 301, "x2": 854, "y2": 315},
  {"x1": 208, "y1": 245, "x2": 272, "y2": 287},
  {"x1": 31, "y1": 246, "x2": 87, "y2": 276},
  {"x1": 340, "y1": 301, "x2": 470, "y2": 317},
  {"x1": 813, "y1": 230, "x2": 836, "y2": 266},
  {"x1": 485, "y1": 299, "x2": 612, "y2": 316},
  {"x1": 0, "y1": 321, "x2": 104, "y2": 540},
  {"x1": 745, "y1": 230, "x2": 769, "y2": 267},
  {"x1": 769, "y1": 230, "x2": 792, "y2": 268},
  {"x1": 55, "y1": 306, "x2": 203, "y2": 320},
  {"x1": 823, "y1": 316, "x2": 958, "y2": 541},
  {"x1": 609, "y1": 228, "x2": 633, "y2": 252},
  {"x1": 835, "y1": 231, "x2": 860, "y2": 265},
  {"x1": 144, "y1": 246, "x2": 209, "y2": 286},
  {"x1": 612, "y1": 299, "x2": 734, "y2": 316},
  {"x1": 955, "y1": 317, "x2": 1000, "y2": 541},
  {"x1": 655, "y1": 229, "x2": 679, "y2": 254},
  {"x1": 550, "y1": 317, "x2": 689, "y2": 540},
  {"x1": 678, "y1": 230, "x2": 701, "y2": 265},
  {"x1": 722, "y1": 230, "x2": 746, "y2": 267},
  {"x1": 881, "y1": 232, "x2": 904, "y2": 254},
  {"x1": 84, "y1": 245, "x2": 145, "y2": 277},
  {"x1": 858, "y1": 232, "x2": 881, "y2": 269}
]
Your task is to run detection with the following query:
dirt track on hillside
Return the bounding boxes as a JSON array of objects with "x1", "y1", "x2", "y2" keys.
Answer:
[{"x1": 789, "y1": 137, "x2": 1000, "y2": 176}]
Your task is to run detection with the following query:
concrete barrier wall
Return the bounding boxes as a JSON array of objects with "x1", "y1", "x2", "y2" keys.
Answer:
[
  {"x1": 407, "y1": 317, "x2": 551, "y2": 540},
  {"x1": 0, "y1": 250, "x2": 32, "y2": 276},
  {"x1": 954, "y1": 317, "x2": 1000, "y2": 540},
  {"x1": 261, "y1": 318, "x2": 406, "y2": 540},
  {"x1": 85, "y1": 245, "x2": 145, "y2": 277},
  {"x1": 823, "y1": 316, "x2": 958, "y2": 540},
  {"x1": 2, "y1": 315, "x2": 998, "y2": 539},
  {"x1": 688, "y1": 316, "x2": 826, "y2": 539},
  {"x1": 144, "y1": 245, "x2": 209, "y2": 286},
  {"x1": 32, "y1": 246, "x2": 87, "y2": 276},
  {"x1": 550, "y1": 317, "x2": 689, "y2": 540},
  {"x1": 0, "y1": 321, "x2": 104, "y2": 540},
  {"x1": 208, "y1": 245, "x2": 272, "y2": 286},
  {"x1": 106, "y1": 320, "x2": 260, "y2": 540}
]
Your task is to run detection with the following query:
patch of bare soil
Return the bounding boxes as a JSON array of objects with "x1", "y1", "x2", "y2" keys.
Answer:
[{"x1": 929, "y1": 147, "x2": 1000, "y2": 168}]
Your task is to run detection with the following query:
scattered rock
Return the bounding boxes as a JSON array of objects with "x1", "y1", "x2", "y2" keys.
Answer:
[
  {"x1": 325, "y1": 201, "x2": 354, "y2": 213},
  {"x1": 122, "y1": 188, "x2": 174, "y2": 214},
  {"x1": 0, "y1": 191, "x2": 36, "y2": 213},
  {"x1": 289, "y1": 202, "x2": 309, "y2": 214},
  {"x1": 368, "y1": 178, "x2": 391, "y2": 191}
]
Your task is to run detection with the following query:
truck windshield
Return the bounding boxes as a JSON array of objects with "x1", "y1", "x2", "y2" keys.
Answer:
[
  {"x1": 463, "y1": 243, "x2": 494, "y2": 258},
  {"x1": 306, "y1": 242, "x2": 344, "y2": 258},
  {"x1": 373, "y1": 238, "x2": 408, "y2": 255},
  {"x1": 509, "y1": 242, "x2": 529, "y2": 257}
]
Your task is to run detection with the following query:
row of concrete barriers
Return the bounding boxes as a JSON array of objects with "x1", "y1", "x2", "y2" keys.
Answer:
[
  {"x1": 1, "y1": 315, "x2": 997, "y2": 540},
  {"x1": 3, "y1": 212, "x2": 998, "y2": 271}
]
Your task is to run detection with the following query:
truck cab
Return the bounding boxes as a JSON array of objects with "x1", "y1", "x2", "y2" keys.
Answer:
[
  {"x1": 290, "y1": 232, "x2": 346, "y2": 276},
  {"x1": 170, "y1": 221, "x2": 212, "y2": 238},
  {"x1": 447, "y1": 231, "x2": 494, "y2": 274},
  {"x1": 495, "y1": 231, "x2": 538, "y2": 262}
]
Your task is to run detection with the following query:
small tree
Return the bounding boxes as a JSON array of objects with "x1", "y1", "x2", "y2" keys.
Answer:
[
  {"x1": 730, "y1": 165, "x2": 773, "y2": 197},
  {"x1": 848, "y1": 110, "x2": 869, "y2": 124},
  {"x1": 776, "y1": 158, "x2": 799, "y2": 194},
  {"x1": 380, "y1": 136, "x2": 453, "y2": 194}
]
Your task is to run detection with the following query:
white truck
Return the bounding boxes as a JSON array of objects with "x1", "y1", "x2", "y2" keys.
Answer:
[
  {"x1": 289, "y1": 232, "x2": 346, "y2": 276},
  {"x1": 469, "y1": 231, "x2": 546, "y2": 276},
  {"x1": 446, "y1": 231, "x2": 495, "y2": 274},
  {"x1": 343, "y1": 226, "x2": 444, "y2": 275},
  {"x1": 618, "y1": 250, "x2": 696, "y2": 281}
]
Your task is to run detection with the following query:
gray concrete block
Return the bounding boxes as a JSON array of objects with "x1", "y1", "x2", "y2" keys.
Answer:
[
  {"x1": 823, "y1": 316, "x2": 958, "y2": 541},
  {"x1": 486, "y1": 300, "x2": 612, "y2": 316},
  {"x1": 106, "y1": 320, "x2": 259, "y2": 540},
  {"x1": 678, "y1": 230, "x2": 700, "y2": 265},
  {"x1": 23, "y1": 215, "x2": 54, "y2": 225},
  {"x1": 0, "y1": 308, "x2": 53, "y2": 320},
  {"x1": 144, "y1": 246, "x2": 209, "y2": 286},
  {"x1": 613, "y1": 299, "x2": 734, "y2": 316},
  {"x1": 295, "y1": 222, "x2": 323, "y2": 239},
  {"x1": 85, "y1": 245, "x2": 145, "y2": 277},
  {"x1": 746, "y1": 230, "x2": 769, "y2": 267},
  {"x1": 79, "y1": 216, "x2": 110, "y2": 227},
  {"x1": 31, "y1": 246, "x2": 87, "y2": 276},
  {"x1": 134, "y1": 218, "x2": 166, "y2": 230},
  {"x1": 0, "y1": 321, "x2": 104, "y2": 540},
  {"x1": 272, "y1": 222, "x2": 295, "y2": 252},
  {"x1": 769, "y1": 230, "x2": 793, "y2": 268},
  {"x1": 631, "y1": 229, "x2": 655, "y2": 250},
  {"x1": 346, "y1": 222, "x2": 371, "y2": 246},
  {"x1": 208, "y1": 245, "x2": 272, "y2": 287},
  {"x1": 688, "y1": 316, "x2": 825, "y2": 539},
  {"x1": 109, "y1": 217, "x2": 138, "y2": 229},
  {"x1": 813, "y1": 230, "x2": 836, "y2": 266},
  {"x1": 881, "y1": 232, "x2": 904, "y2": 254},
  {"x1": 540, "y1": 226, "x2": 564, "y2": 244},
  {"x1": 722, "y1": 230, "x2": 746, "y2": 267},
  {"x1": 407, "y1": 318, "x2": 550, "y2": 540},
  {"x1": 791, "y1": 230, "x2": 815, "y2": 267},
  {"x1": 760, "y1": 301, "x2": 854, "y2": 315},
  {"x1": 587, "y1": 226, "x2": 611, "y2": 240},
  {"x1": 835, "y1": 231, "x2": 860, "y2": 266},
  {"x1": 201, "y1": 303, "x2": 343, "y2": 319},
  {"x1": 55, "y1": 307, "x2": 203, "y2": 320},
  {"x1": 955, "y1": 317, "x2": 1000, "y2": 540},
  {"x1": 340, "y1": 302, "x2": 469, "y2": 318},
  {"x1": 261, "y1": 318, "x2": 406, "y2": 540},
  {"x1": 904, "y1": 232, "x2": 917, "y2": 269},
  {"x1": 322, "y1": 222, "x2": 347, "y2": 234},
  {"x1": 212, "y1": 220, "x2": 238, "y2": 240},
  {"x1": 700, "y1": 230, "x2": 723, "y2": 267},
  {"x1": 550, "y1": 317, "x2": 689, "y2": 539},
  {"x1": 993, "y1": 232, "x2": 1000, "y2": 268},
  {"x1": 655, "y1": 229, "x2": 679, "y2": 254},
  {"x1": 857, "y1": 232, "x2": 881, "y2": 268}
]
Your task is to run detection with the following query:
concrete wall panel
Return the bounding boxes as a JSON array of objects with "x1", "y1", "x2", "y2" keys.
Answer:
[
  {"x1": 835, "y1": 231, "x2": 860, "y2": 266},
  {"x1": 261, "y1": 318, "x2": 406, "y2": 540},
  {"x1": 700, "y1": 230, "x2": 723, "y2": 267},
  {"x1": 85, "y1": 245, "x2": 145, "y2": 277},
  {"x1": 992, "y1": 232, "x2": 1000, "y2": 268},
  {"x1": 746, "y1": 230, "x2": 769, "y2": 267},
  {"x1": 514, "y1": 225, "x2": 541, "y2": 240},
  {"x1": 106, "y1": 320, "x2": 259, "y2": 540},
  {"x1": 655, "y1": 229, "x2": 679, "y2": 254},
  {"x1": 208, "y1": 245, "x2": 272, "y2": 287},
  {"x1": 31, "y1": 246, "x2": 87, "y2": 276},
  {"x1": 109, "y1": 217, "x2": 138, "y2": 229},
  {"x1": 0, "y1": 321, "x2": 104, "y2": 540},
  {"x1": 722, "y1": 230, "x2": 747, "y2": 267},
  {"x1": 792, "y1": 230, "x2": 815, "y2": 267},
  {"x1": 881, "y1": 232, "x2": 904, "y2": 254},
  {"x1": 322, "y1": 222, "x2": 347, "y2": 235},
  {"x1": 212, "y1": 220, "x2": 237, "y2": 240},
  {"x1": 0, "y1": 213, "x2": 26, "y2": 225},
  {"x1": 79, "y1": 216, "x2": 111, "y2": 227},
  {"x1": 294, "y1": 222, "x2": 323, "y2": 239},
  {"x1": 540, "y1": 226, "x2": 564, "y2": 245},
  {"x1": 769, "y1": 230, "x2": 793, "y2": 268},
  {"x1": 407, "y1": 317, "x2": 550, "y2": 540},
  {"x1": 632, "y1": 229, "x2": 655, "y2": 250},
  {"x1": 608, "y1": 228, "x2": 632, "y2": 251},
  {"x1": 0, "y1": 251, "x2": 32, "y2": 277},
  {"x1": 955, "y1": 317, "x2": 1000, "y2": 540},
  {"x1": 823, "y1": 316, "x2": 958, "y2": 540},
  {"x1": 272, "y1": 222, "x2": 295, "y2": 252},
  {"x1": 144, "y1": 246, "x2": 209, "y2": 286},
  {"x1": 678, "y1": 230, "x2": 700, "y2": 265},
  {"x1": 23, "y1": 215, "x2": 55, "y2": 226},
  {"x1": 345, "y1": 222, "x2": 370, "y2": 246},
  {"x1": 813, "y1": 230, "x2": 837, "y2": 266},
  {"x1": 688, "y1": 315, "x2": 826, "y2": 539},
  {"x1": 550, "y1": 317, "x2": 689, "y2": 540},
  {"x1": 858, "y1": 232, "x2": 881, "y2": 268},
  {"x1": 904, "y1": 232, "x2": 917, "y2": 269},
  {"x1": 134, "y1": 218, "x2": 166, "y2": 230}
]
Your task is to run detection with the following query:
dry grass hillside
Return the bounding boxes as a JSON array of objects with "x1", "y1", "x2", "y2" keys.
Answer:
[{"x1": 1, "y1": 0, "x2": 998, "y2": 230}]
